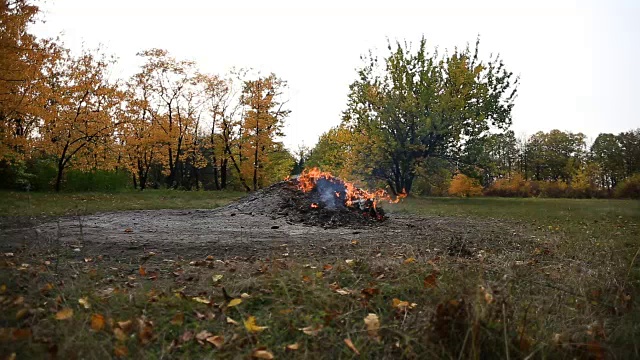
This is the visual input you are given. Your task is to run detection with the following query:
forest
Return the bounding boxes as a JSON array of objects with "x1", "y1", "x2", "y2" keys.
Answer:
[{"x1": 1, "y1": 0, "x2": 639, "y2": 199}]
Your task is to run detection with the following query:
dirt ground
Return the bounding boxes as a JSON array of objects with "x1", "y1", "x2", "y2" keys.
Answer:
[{"x1": 0, "y1": 202, "x2": 533, "y2": 268}]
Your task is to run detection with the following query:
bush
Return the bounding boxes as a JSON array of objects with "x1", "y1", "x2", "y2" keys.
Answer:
[
  {"x1": 484, "y1": 173, "x2": 531, "y2": 197},
  {"x1": 615, "y1": 174, "x2": 640, "y2": 199},
  {"x1": 448, "y1": 173, "x2": 483, "y2": 197},
  {"x1": 541, "y1": 181, "x2": 569, "y2": 198},
  {"x1": 64, "y1": 170, "x2": 131, "y2": 192}
]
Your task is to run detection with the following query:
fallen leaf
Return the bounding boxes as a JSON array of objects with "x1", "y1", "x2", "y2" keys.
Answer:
[
  {"x1": 252, "y1": 349, "x2": 274, "y2": 359},
  {"x1": 335, "y1": 289, "x2": 351, "y2": 296},
  {"x1": 211, "y1": 274, "x2": 224, "y2": 283},
  {"x1": 91, "y1": 314, "x2": 105, "y2": 331},
  {"x1": 345, "y1": 259, "x2": 354, "y2": 265},
  {"x1": 138, "y1": 319, "x2": 154, "y2": 345},
  {"x1": 195, "y1": 330, "x2": 213, "y2": 343},
  {"x1": 392, "y1": 298, "x2": 417, "y2": 310},
  {"x1": 300, "y1": 324, "x2": 323, "y2": 336},
  {"x1": 78, "y1": 297, "x2": 91, "y2": 309},
  {"x1": 206, "y1": 335, "x2": 224, "y2": 349},
  {"x1": 117, "y1": 319, "x2": 134, "y2": 332},
  {"x1": 11, "y1": 328, "x2": 31, "y2": 340},
  {"x1": 114, "y1": 344, "x2": 128, "y2": 357},
  {"x1": 113, "y1": 328, "x2": 128, "y2": 342},
  {"x1": 192, "y1": 297, "x2": 211, "y2": 304},
  {"x1": 403, "y1": 257, "x2": 416, "y2": 264},
  {"x1": 124, "y1": 228, "x2": 133, "y2": 233},
  {"x1": 424, "y1": 273, "x2": 438, "y2": 288},
  {"x1": 0, "y1": 284, "x2": 6, "y2": 293},
  {"x1": 227, "y1": 298, "x2": 242, "y2": 307},
  {"x1": 13, "y1": 296, "x2": 24, "y2": 305},
  {"x1": 344, "y1": 338, "x2": 360, "y2": 355},
  {"x1": 170, "y1": 312, "x2": 184, "y2": 326},
  {"x1": 240, "y1": 293, "x2": 251, "y2": 299},
  {"x1": 15, "y1": 308, "x2": 29, "y2": 320},
  {"x1": 323, "y1": 264, "x2": 333, "y2": 271},
  {"x1": 364, "y1": 313, "x2": 381, "y2": 340},
  {"x1": 351, "y1": 240, "x2": 359, "y2": 245},
  {"x1": 181, "y1": 330, "x2": 194, "y2": 342},
  {"x1": 302, "y1": 275, "x2": 311, "y2": 283},
  {"x1": 55, "y1": 308, "x2": 73, "y2": 320},
  {"x1": 226, "y1": 317, "x2": 239, "y2": 325},
  {"x1": 244, "y1": 316, "x2": 268, "y2": 333},
  {"x1": 286, "y1": 343, "x2": 300, "y2": 351},
  {"x1": 139, "y1": 266, "x2": 146, "y2": 276}
]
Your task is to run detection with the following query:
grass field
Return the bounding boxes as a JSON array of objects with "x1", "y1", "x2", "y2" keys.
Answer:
[{"x1": 1, "y1": 191, "x2": 639, "y2": 359}]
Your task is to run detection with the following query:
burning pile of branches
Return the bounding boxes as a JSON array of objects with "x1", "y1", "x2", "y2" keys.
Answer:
[
  {"x1": 289, "y1": 168, "x2": 406, "y2": 223},
  {"x1": 221, "y1": 168, "x2": 406, "y2": 228}
]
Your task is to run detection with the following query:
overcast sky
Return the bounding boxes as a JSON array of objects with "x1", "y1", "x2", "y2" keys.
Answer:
[{"x1": 31, "y1": 0, "x2": 639, "y2": 150}]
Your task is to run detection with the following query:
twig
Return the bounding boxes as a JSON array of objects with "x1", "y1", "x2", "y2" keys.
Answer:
[{"x1": 502, "y1": 303, "x2": 510, "y2": 360}]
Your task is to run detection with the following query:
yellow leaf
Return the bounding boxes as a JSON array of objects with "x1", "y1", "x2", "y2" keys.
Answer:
[
  {"x1": 226, "y1": 317, "x2": 239, "y2": 325},
  {"x1": 392, "y1": 298, "x2": 409, "y2": 308},
  {"x1": 91, "y1": 313, "x2": 105, "y2": 331},
  {"x1": 78, "y1": 296, "x2": 91, "y2": 309},
  {"x1": 192, "y1": 297, "x2": 211, "y2": 304},
  {"x1": 55, "y1": 308, "x2": 73, "y2": 320},
  {"x1": 335, "y1": 289, "x2": 350, "y2": 295},
  {"x1": 403, "y1": 257, "x2": 416, "y2": 264},
  {"x1": 240, "y1": 293, "x2": 251, "y2": 299},
  {"x1": 138, "y1": 266, "x2": 146, "y2": 276},
  {"x1": 252, "y1": 349, "x2": 274, "y2": 359},
  {"x1": 0, "y1": 284, "x2": 6, "y2": 294},
  {"x1": 244, "y1": 316, "x2": 268, "y2": 333},
  {"x1": 364, "y1": 313, "x2": 380, "y2": 340},
  {"x1": 212, "y1": 274, "x2": 224, "y2": 283},
  {"x1": 344, "y1": 338, "x2": 360, "y2": 355},
  {"x1": 15, "y1": 308, "x2": 28, "y2": 320},
  {"x1": 227, "y1": 298, "x2": 242, "y2": 307},
  {"x1": 286, "y1": 343, "x2": 300, "y2": 350},
  {"x1": 206, "y1": 335, "x2": 224, "y2": 349},
  {"x1": 170, "y1": 312, "x2": 184, "y2": 326}
]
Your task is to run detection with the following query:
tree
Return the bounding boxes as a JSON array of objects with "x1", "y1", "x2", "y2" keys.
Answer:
[
  {"x1": 342, "y1": 37, "x2": 518, "y2": 194},
  {"x1": 617, "y1": 129, "x2": 640, "y2": 177},
  {"x1": 0, "y1": 0, "x2": 56, "y2": 160},
  {"x1": 236, "y1": 73, "x2": 290, "y2": 191},
  {"x1": 525, "y1": 130, "x2": 586, "y2": 183},
  {"x1": 590, "y1": 133, "x2": 624, "y2": 191},
  {"x1": 38, "y1": 49, "x2": 122, "y2": 191}
]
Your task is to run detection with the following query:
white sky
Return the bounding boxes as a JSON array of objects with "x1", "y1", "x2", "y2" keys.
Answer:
[{"x1": 32, "y1": 0, "x2": 639, "y2": 150}]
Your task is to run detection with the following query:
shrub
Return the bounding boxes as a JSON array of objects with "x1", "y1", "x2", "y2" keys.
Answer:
[
  {"x1": 541, "y1": 181, "x2": 569, "y2": 198},
  {"x1": 65, "y1": 170, "x2": 131, "y2": 192},
  {"x1": 484, "y1": 173, "x2": 531, "y2": 197},
  {"x1": 615, "y1": 174, "x2": 640, "y2": 199},
  {"x1": 448, "y1": 173, "x2": 483, "y2": 197}
]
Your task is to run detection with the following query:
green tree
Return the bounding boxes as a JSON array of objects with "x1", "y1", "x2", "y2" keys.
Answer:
[
  {"x1": 590, "y1": 133, "x2": 624, "y2": 191},
  {"x1": 342, "y1": 37, "x2": 518, "y2": 194},
  {"x1": 525, "y1": 130, "x2": 586, "y2": 183},
  {"x1": 617, "y1": 129, "x2": 640, "y2": 177}
]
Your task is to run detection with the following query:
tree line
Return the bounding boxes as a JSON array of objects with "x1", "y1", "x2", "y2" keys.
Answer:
[
  {"x1": 1, "y1": 0, "x2": 294, "y2": 192},
  {"x1": 3, "y1": 1, "x2": 638, "y2": 198},
  {"x1": 305, "y1": 38, "x2": 640, "y2": 198}
]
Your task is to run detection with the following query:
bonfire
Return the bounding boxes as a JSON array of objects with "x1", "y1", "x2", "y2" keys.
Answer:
[{"x1": 289, "y1": 168, "x2": 406, "y2": 222}]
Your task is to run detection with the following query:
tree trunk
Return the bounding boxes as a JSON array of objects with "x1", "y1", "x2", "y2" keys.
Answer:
[
  {"x1": 55, "y1": 162, "x2": 64, "y2": 192},
  {"x1": 221, "y1": 158, "x2": 228, "y2": 189}
]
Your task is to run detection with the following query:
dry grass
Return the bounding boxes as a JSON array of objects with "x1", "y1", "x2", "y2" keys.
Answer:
[{"x1": 0, "y1": 194, "x2": 639, "y2": 359}]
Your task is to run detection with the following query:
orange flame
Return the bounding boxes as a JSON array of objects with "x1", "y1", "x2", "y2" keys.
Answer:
[{"x1": 292, "y1": 168, "x2": 406, "y2": 208}]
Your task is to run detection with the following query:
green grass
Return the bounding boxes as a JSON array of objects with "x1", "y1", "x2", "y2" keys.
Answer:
[
  {"x1": 0, "y1": 190, "x2": 245, "y2": 217},
  {"x1": 1, "y1": 194, "x2": 639, "y2": 359}
]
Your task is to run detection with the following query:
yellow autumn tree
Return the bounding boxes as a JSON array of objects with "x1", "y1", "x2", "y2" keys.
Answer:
[
  {"x1": 235, "y1": 73, "x2": 290, "y2": 191},
  {"x1": 0, "y1": 0, "x2": 57, "y2": 160},
  {"x1": 136, "y1": 49, "x2": 200, "y2": 188},
  {"x1": 448, "y1": 173, "x2": 483, "y2": 197},
  {"x1": 38, "y1": 48, "x2": 122, "y2": 191}
]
